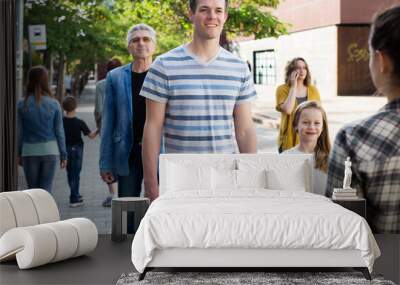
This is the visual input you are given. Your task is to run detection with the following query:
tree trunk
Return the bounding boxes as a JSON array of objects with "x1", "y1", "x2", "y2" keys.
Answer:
[
  {"x1": 43, "y1": 50, "x2": 54, "y2": 90},
  {"x1": 72, "y1": 72, "x2": 80, "y2": 97},
  {"x1": 55, "y1": 52, "x2": 66, "y2": 103}
]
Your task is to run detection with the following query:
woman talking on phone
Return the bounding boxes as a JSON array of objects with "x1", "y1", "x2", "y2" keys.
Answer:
[{"x1": 275, "y1": 58, "x2": 321, "y2": 152}]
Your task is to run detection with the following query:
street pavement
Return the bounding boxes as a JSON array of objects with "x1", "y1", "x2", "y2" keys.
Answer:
[
  {"x1": 17, "y1": 81, "x2": 387, "y2": 234},
  {"x1": 18, "y1": 82, "x2": 112, "y2": 233}
]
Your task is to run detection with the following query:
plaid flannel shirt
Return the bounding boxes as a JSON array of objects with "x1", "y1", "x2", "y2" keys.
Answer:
[{"x1": 326, "y1": 97, "x2": 400, "y2": 233}]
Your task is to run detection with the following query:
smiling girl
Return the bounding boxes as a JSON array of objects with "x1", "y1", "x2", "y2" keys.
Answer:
[
  {"x1": 283, "y1": 100, "x2": 331, "y2": 195},
  {"x1": 276, "y1": 58, "x2": 321, "y2": 152}
]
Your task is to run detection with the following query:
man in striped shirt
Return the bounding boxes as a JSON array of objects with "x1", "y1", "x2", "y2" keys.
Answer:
[{"x1": 141, "y1": 0, "x2": 257, "y2": 201}]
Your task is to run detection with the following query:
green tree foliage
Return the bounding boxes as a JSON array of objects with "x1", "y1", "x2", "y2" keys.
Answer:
[
  {"x1": 24, "y1": 0, "x2": 286, "y2": 97},
  {"x1": 106, "y1": 0, "x2": 192, "y2": 60},
  {"x1": 25, "y1": 0, "x2": 115, "y2": 70},
  {"x1": 26, "y1": 0, "x2": 286, "y2": 63},
  {"x1": 25, "y1": 0, "x2": 117, "y2": 98},
  {"x1": 162, "y1": 0, "x2": 287, "y2": 40},
  {"x1": 227, "y1": 0, "x2": 287, "y2": 39}
]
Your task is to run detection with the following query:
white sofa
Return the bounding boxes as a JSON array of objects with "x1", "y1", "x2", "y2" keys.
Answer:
[{"x1": 0, "y1": 189, "x2": 98, "y2": 269}]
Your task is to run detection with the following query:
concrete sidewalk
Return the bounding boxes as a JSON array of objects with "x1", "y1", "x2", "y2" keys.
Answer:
[
  {"x1": 17, "y1": 81, "x2": 388, "y2": 234},
  {"x1": 18, "y1": 81, "x2": 112, "y2": 234}
]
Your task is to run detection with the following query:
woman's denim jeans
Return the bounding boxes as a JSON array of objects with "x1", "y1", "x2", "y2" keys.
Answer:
[
  {"x1": 22, "y1": 155, "x2": 57, "y2": 192},
  {"x1": 66, "y1": 144, "x2": 84, "y2": 202}
]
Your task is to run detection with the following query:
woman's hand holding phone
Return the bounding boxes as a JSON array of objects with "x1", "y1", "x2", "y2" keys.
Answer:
[{"x1": 290, "y1": 71, "x2": 299, "y2": 86}]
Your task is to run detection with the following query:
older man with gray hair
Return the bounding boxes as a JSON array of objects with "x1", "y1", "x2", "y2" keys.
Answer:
[{"x1": 99, "y1": 23, "x2": 156, "y2": 232}]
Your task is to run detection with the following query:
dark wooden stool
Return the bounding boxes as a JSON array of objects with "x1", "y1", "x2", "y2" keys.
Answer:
[{"x1": 111, "y1": 197, "x2": 149, "y2": 242}]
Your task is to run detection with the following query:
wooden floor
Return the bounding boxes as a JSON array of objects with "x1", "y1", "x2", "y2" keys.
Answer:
[{"x1": 0, "y1": 235, "x2": 134, "y2": 285}]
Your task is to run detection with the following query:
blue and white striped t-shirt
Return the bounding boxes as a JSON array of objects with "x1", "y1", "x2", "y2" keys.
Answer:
[{"x1": 140, "y1": 45, "x2": 257, "y2": 153}]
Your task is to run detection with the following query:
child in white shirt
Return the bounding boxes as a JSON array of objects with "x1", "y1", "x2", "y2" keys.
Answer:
[{"x1": 283, "y1": 100, "x2": 331, "y2": 195}]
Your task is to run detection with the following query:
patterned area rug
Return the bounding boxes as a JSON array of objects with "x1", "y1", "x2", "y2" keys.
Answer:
[{"x1": 116, "y1": 271, "x2": 396, "y2": 285}]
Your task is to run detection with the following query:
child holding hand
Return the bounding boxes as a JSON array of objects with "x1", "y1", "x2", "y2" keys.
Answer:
[{"x1": 63, "y1": 96, "x2": 98, "y2": 207}]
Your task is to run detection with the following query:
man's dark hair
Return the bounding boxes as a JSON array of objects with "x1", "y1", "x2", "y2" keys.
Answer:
[
  {"x1": 189, "y1": 0, "x2": 228, "y2": 12},
  {"x1": 106, "y1": 58, "x2": 122, "y2": 73},
  {"x1": 62, "y1": 96, "x2": 77, "y2": 112},
  {"x1": 370, "y1": 5, "x2": 400, "y2": 78}
]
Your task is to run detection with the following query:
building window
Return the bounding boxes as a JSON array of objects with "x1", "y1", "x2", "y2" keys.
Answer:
[{"x1": 253, "y1": 50, "x2": 276, "y2": 85}]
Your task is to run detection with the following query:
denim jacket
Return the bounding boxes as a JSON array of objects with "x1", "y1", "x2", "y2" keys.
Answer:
[
  {"x1": 17, "y1": 96, "x2": 67, "y2": 160},
  {"x1": 99, "y1": 64, "x2": 135, "y2": 176}
]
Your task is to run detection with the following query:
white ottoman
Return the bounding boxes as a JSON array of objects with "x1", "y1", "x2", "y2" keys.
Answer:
[{"x1": 0, "y1": 189, "x2": 98, "y2": 269}]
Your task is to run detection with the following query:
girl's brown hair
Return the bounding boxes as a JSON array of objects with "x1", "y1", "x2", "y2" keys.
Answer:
[
  {"x1": 292, "y1": 100, "x2": 331, "y2": 172},
  {"x1": 25, "y1": 65, "x2": 52, "y2": 106},
  {"x1": 284, "y1": 57, "x2": 312, "y2": 87}
]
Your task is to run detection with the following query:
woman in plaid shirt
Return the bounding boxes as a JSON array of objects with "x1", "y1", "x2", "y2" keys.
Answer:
[{"x1": 326, "y1": 5, "x2": 400, "y2": 234}]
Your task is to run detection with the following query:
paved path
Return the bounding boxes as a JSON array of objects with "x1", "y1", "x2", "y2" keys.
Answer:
[
  {"x1": 18, "y1": 81, "x2": 112, "y2": 233},
  {"x1": 17, "y1": 81, "x2": 387, "y2": 234}
]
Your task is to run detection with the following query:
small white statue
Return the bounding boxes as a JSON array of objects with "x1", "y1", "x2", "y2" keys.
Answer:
[{"x1": 343, "y1": 157, "x2": 352, "y2": 189}]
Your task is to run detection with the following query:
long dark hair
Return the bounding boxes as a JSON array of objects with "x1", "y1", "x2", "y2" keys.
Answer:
[
  {"x1": 370, "y1": 5, "x2": 400, "y2": 85},
  {"x1": 284, "y1": 57, "x2": 312, "y2": 87},
  {"x1": 25, "y1": 65, "x2": 52, "y2": 106},
  {"x1": 292, "y1": 100, "x2": 331, "y2": 173}
]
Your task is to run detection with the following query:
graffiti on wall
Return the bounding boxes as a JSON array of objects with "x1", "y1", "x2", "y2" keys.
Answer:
[
  {"x1": 338, "y1": 26, "x2": 375, "y2": 95},
  {"x1": 347, "y1": 42, "x2": 369, "y2": 62}
]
